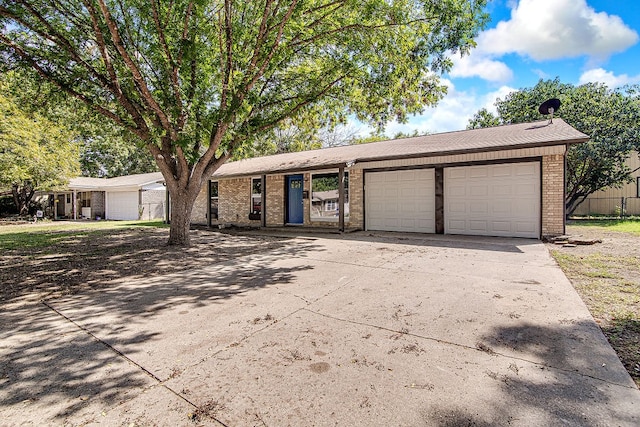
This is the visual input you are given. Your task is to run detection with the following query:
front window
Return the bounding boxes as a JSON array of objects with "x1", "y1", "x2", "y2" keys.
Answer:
[
  {"x1": 311, "y1": 172, "x2": 349, "y2": 221},
  {"x1": 79, "y1": 192, "x2": 91, "y2": 208},
  {"x1": 251, "y1": 178, "x2": 262, "y2": 215},
  {"x1": 209, "y1": 181, "x2": 219, "y2": 220}
]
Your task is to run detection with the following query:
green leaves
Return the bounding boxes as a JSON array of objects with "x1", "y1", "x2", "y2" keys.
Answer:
[{"x1": 0, "y1": 86, "x2": 80, "y2": 214}]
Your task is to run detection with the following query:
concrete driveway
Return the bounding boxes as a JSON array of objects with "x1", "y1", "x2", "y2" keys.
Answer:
[{"x1": 1, "y1": 231, "x2": 639, "y2": 426}]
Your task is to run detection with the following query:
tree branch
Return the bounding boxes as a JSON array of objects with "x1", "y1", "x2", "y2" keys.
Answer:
[
  {"x1": 96, "y1": 0, "x2": 174, "y2": 137},
  {"x1": 0, "y1": 34, "x2": 150, "y2": 140},
  {"x1": 151, "y1": 0, "x2": 184, "y2": 119}
]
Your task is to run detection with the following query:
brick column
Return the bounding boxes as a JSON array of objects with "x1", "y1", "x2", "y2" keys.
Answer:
[
  {"x1": 348, "y1": 169, "x2": 364, "y2": 229},
  {"x1": 541, "y1": 154, "x2": 566, "y2": 236},
  {"x1": 266, "y1": 175, "x2": 285, "y2": 226}
]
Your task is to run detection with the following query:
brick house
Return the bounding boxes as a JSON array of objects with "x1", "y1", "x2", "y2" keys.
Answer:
[{"x1": 191, "y1": 119, "x2": 588, "y2": 239}]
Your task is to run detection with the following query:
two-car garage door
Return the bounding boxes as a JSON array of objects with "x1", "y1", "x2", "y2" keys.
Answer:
[{"x1": 365, "y1": 162, "x2": 540, "y2": 238}]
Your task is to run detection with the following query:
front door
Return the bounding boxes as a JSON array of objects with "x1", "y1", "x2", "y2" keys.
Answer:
[{"x1": 287, "y1": 174, "x2": 304, "y2": 224}]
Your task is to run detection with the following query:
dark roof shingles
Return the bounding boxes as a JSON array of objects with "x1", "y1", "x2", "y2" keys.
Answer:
[{"x1": 211, "y1": 118, "x2": 588, "y2": 178}]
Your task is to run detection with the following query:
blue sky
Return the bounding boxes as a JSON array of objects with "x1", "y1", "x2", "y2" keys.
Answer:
[{"x1": 371, "y1": 0, "x2": 640, "y2": 136}]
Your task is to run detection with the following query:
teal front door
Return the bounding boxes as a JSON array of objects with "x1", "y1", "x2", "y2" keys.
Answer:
[{"x1": 287, "y1": 175, "x2": 304, "y2": 224}]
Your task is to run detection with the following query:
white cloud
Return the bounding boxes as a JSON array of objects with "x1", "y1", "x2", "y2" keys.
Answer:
[
  {"x1": 481, "y1": 86, "x2": 517, "y2": 113},
  {"x1": 449, "y1": 54, "x2": 513, "y2": 83},
  {"x1": 450, "y1": 0, "x2": 638, "y2": 82},
  {"x1": 479, "y1": 0, "x2": 638, "y2": 61},
  {"x1": 578, "y1": 68, "x2": 640, "y2": 88}
]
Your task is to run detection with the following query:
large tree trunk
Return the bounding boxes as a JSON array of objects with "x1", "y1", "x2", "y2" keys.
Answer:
[
  {"x1": 166, "y1": 182, "x2": 201, "y2": 247},
  {"x1": 11, "y1": 183, "x2": 35, "y2": 216}
]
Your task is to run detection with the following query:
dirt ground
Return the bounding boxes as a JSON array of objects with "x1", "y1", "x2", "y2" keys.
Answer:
[
  {"x1": 0, "y1": 225, "x2": 290, "y2": 304},
  {"x1": 547, "y1": 225, "x2": 640, "y2": 387}
]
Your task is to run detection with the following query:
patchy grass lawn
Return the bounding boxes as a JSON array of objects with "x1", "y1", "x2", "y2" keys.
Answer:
[
  {"x1": 568, "y1": 218, "x2": 640, "y2": 234},
  {"x1": 0, "y1": 220, "x2": 167, "y2": 250},
  {"x1": 550, "y1": 220, "x2": 640, "y2": 387},
  {"x1": 0, "y1": 220, "x2": 289, "y2": 304}
]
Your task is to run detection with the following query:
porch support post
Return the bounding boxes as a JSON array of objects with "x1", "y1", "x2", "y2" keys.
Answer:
[
  {"x1": 207, "y1": 180, "x2": 212, "y2": 228},
  {"x1": 261, "y1": 175, "x2": 267, "y2": 228},
  {"x1": 73, "y1": 190, "x2": 77, "y2": 220},
  {"x1": 435, "y1": 167, "x2": 444, "y2": 234},
  {"x1": 338, "y1": 167, "x2": 345, "y2": 232},
  {"x1": 165, "y1": 186, "x2": 170, "y2": 224}
]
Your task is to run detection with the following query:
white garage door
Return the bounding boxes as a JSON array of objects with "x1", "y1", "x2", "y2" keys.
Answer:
[
  {"x1": 365, "y1": 169, "x2": 435, "y2": 233},
  {"x1": 445, "y1": 162, "x2": 540, "y2": 238},
  {"x1": 106, "y1": 191, "x2": 140, "y2": 220}
]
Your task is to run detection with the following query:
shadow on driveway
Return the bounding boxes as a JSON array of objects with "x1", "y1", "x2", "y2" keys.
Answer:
[
  {"x1": 0, "y1": 228, "x2": 323, "y2": 423},
  {"x1": 424, "y1": 320, "x2": 639, "y2": 426}
]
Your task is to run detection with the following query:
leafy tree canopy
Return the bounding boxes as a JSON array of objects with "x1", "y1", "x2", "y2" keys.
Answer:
[
  {"x1": 1, "y1": 0, "x2": 489, "y2": 245},
  {"x1": 0, "y1": 87, "x2": 80, "y2": 215},
  {"x1": 467, "y1": 78, "x2": 640, "y2": 215},
  {"x1": 1, "y1": 70, "x2": 157, "y2": 177}
]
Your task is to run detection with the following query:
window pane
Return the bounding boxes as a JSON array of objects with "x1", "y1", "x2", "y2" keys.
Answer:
[
  {"x1": 210, "y1": 199, "x2": 218, "y2": 220},
  {"x1": 252, "y1": 178, "x2": 261, "y2": 195},
  {"x1": 251, "y1": 178, "x2": 262, "y2": 215},
  {"x1": 210, "y1": 181, "x2": 218, "y2": 220},
  {"x1": 311, "y1": 172, "x2": 349, "y2": 221},
  {"x1": 252, "y1": 197, "x2": 261, "y2": 214}
]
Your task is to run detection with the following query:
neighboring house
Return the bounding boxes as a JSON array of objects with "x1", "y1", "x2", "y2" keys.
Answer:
[
  {"x1": 191, "y1": 119, "x2": 589, "y2": 239},
  {"x1": 572, "y1": 153, "x2": 640, "y2": 216},
  {"x1": 311, "y1": 190, "x2": 350, "y2": 220},
  {"x1": 46, "y1": 172, "x2": 165, "y2": 221}
]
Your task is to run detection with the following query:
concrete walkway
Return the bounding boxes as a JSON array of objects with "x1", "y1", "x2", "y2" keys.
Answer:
[{"x1": 1, "y1": 232, "x2": 639, "y2": 426}]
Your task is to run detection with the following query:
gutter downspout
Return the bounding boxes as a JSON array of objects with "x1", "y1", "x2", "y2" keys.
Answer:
[{"x1": 338, "y1": 167, "x2": 345, "y2": 232}]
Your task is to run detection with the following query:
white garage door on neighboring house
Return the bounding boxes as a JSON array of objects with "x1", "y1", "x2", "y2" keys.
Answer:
[
  {"x1": 365, "y1": 169, "x2": 435, "y2": 233},
  {"x1": 444, "y1": 162, "x2": 540, "y2": 238},
  {"x1": 106, "y1": 191, "x2": 140, "y2": 220}
]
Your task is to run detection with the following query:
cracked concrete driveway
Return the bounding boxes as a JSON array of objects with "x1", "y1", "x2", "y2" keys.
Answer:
[{"x1": 1, "y1": 231, "x2": 639, "y2": 426}]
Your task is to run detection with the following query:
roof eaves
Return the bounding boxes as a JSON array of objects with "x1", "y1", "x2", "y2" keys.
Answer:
[{"x1": 212, "y1": 137, "x2": 588, "y2": 179}]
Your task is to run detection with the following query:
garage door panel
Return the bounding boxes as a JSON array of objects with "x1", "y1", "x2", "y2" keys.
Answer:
[
  {"x1": 492, "y1": 201, "x2": 511, "y2": 214},
  {"x1": 449, "y1": 185, "x2": 466, "y2": 197},
  {"x1": 515, "y1": 183, "x2": 537, "y2": 195},
  {"x1": 516, "y1": 163, "x2": 537, "y2": 176},
  {"x1": 469, "y1": 167, "x2": 489, "y2": 178},
  {"x1": 492, "y1": 221, "x2": 511, "y2": 232},
  {"x1": 491, "y1": 165, "x2": 512, "y2": 177},
  {"x1": 492, "y1": 184, "x2": 512, "y2": 196},
  {"x1": 448, "y1": 202, "x2": 466, "y2": 214},
  {"x1": 469, "y1": 185, "x2": 488, "y2": 197},
  {"x1": 445, "y1": 162, "x2": 540, "y2": 238},
  {"x1": 515, "y1": 222, "x2": 536, "y2": 233},
  {"x1": 469, "y1": 220, "x2": 488, "y2": 232},
  {"x1": 366, "y1": 169, "x2": 435, "y2": 233},
  {"x1": 469, "y1": 202, "x2": 488, "y2": 214}
]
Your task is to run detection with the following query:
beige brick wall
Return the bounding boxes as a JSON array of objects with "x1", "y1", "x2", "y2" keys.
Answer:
[
  {"x1": 541, "y1": 154, "x2": 565, "y2": 236},
  {"x1": 266, "y1": 175, "x2": 285, "y2": 226},
  {"x1": 191, "y1": 183, "x2": 208, "y2": 225},
  {"x1": 348, "y1": 169, "x2": 364, "y2": 229},
  {"x1": 218, "y1": 177, "x2": 261, "y2": 226}
]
